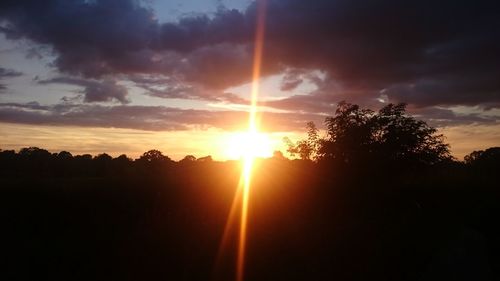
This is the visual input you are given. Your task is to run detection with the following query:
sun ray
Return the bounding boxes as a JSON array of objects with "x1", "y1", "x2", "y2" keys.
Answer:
[
  {"x1": 236, "y1": 1, "x2": 268, "y2": 281},
  {"x1": 214, "y1": 2, "x2": 267, "y2": 281}
]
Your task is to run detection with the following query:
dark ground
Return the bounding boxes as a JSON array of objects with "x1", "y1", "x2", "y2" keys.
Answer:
[{"x1": 1, "y1": 157, "x2": 499, "y2": 281}]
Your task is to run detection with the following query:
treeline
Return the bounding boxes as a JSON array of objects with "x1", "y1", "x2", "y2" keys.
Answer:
[
  {"x1": 0, "y1": 147, "x2": 219, "y2": 178},
  {"x1": 1, "y1": 144, "x2": 499, "y2": 179}
]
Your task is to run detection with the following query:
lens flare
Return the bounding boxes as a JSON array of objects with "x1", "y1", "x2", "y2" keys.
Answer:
[
  {"x1": 238, "y1": 1, "x2": 267, "y2": 281},
  {"x1": 214, "y1": 2, "x2": 267, "y2": 281}
]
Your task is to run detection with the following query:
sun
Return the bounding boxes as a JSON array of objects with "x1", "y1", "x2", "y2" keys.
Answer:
[{"x1": 224, "y1": 131, "x2": 274, "y2": 160}]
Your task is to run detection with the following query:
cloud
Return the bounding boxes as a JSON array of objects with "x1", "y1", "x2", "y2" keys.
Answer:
[
  {"x1": 0, "y1": 66, "x2": 22, "y2": 92},
  {"x1": 129, "y1": 74, "x2": 248, "y2": 104},
  {"x1": 280, "y1": 68, "x2": 305, "y2": 91},
  {"x1": 408, "y1": 106, "x2": 499, "y2": 127},
  {"x1": 1, "y1": 0, "x2": 499, "y2": 113},
  {"x1": 38, "y1": 77, "x2": 129, "y2": 104},
  {"x1": 1, "y1": 101, "x2": 496, "y2": 135},
  {"x1": 0, "y1": 67, "x2": 22, "y2": 78},
  {"x1": 0, "y1": 102, "x2": 324, "y2": 132},
  {"x1": 382, "y1": 72, "x2": 500, "y2": 109}
]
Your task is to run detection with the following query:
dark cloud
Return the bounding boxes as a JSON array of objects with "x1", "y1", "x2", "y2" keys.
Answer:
[
  {"x1": 1, "y1": 0, "x2": 499, "y2": 112},
  {"x1": 408, "y1": 106, "x2": 499, "y2": 127},
  {"x1": 0, "y1": 102, "x2": 324, "y2": 132},
  {"x1": 0, "y1": 67, "x2": 22, "y2": 78},
  {"x1": 0, "y1": 67, "x2": 22, "y2": 92},
  {"x1": 383, "y1": 72, "x2": 500, "y2": 109},
  {"x1": 156, "y1": 9, "x2": 249, "y2": 52},
  {"x1": 1, "y1": 101, "x2": 496, "y2": 134},
  {"x1": 38, "y1": 77, "x2": 129, "y2": 104},
  {"x1": 130, "y1": 75, "x2": 248, "y2": 104},
  {"x1": 0, "y1": 0, "x2": 158, "y2": 75},
  {"x1": 259, "y1": 0, "x2": 500, "y2": 111},
  {"x1": 260, "y1": 74, "x2": 383, "y2": 114},
  {"x1": 0, "y1": 0, "x2": 255, "y2": 89}
]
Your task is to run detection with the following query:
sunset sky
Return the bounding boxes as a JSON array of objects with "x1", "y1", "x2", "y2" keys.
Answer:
[{"x1": 1, "y1": 0, "x2": 499, "y2": 160}]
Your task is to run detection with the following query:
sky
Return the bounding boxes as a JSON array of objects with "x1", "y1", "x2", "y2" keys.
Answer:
[{"x1": 0, "y1": 0, "x2": 499, "y2": 160}]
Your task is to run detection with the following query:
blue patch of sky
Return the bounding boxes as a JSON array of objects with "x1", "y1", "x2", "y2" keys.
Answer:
[{"x1": 147, "y1": 0, "x2": 251, "y2": 22}]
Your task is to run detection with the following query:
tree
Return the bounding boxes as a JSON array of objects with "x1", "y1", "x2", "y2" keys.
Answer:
[
  {"x1": 179, "y1": 155, "x2": 197, "y2": 164},
  {"x1": 19, "y1": 147, "x2": 51, "y2": 159},
  {"x1": 138, "y1": 149, "x2": 171, "y2": 164},
  {"x1": 285, "y1": 102, "x2": 452, "y2": 166},
  {"x1": 114, "y1": 154, "x2": 132, "y2": 163},
  {"x1": 464, "y1": 147, "x2": 500, "y2": 167},
  {"x1": 373, "y1": 103, "x2": 451, "y2": 165},
  {"x1": 284, "y1": 122, "x2": 320, "y2": 160},
  {"x1": 93, "y1": 153, "x2": 113, "y2": 176},
  {"x1": 320, "y1": 102, "x2": 377, "y2": 163},
  {"x1": 18, "y1": 147, "x2": 53, "y2": 175},
  {"x1": 57, "y1": 151, "x2": 73, "y2": 160},
  {"x1": 94, "y1": 153, "x2": 113, "y2": 162}
]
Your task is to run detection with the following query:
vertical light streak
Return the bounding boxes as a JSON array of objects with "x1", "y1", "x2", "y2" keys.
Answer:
[
  {"x1": 247, "y1": 0, "x2": 266, "y2": 134},
  {"x1": 214, "y1": 2, "x2": 267, "y2": 280},
  {"x1": 236, "y1": 1, "x2": 267, "y2": 281},
  {"x1": 236, "y1": 157, "x2": 253, "y2": 281}
]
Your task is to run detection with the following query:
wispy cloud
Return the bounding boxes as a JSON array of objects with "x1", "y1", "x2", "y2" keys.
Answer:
[
  {"x1": 0, "y1": 102, "x2": 324, "y2": 132},
  {"x1": 0, "y1": 66, "x2": 22, "y2": 92}
]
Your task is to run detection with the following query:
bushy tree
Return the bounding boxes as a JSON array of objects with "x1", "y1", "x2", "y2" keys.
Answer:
[
  {"x1": 19, "y1": 147, "x2": 51, "y2": 160},
  {"x1": 286, "y1": 102, "x2": 451, "y2": 166},
  {"x1": 464, "y1": 147, "x2": 500, "y2": 171},
  {"x1": 57, "y1": 151, "x2": 73, "y2": 160},
  {"x1": 372, "y1": 103, "x2": 451, "y2": 165},
  {"x1": 179, "y1": 155, "x2": 197, "y2": 164},
  {"x1": 138, "y1": 149, "x2": 172, "y2": 164},
  {"x1": 319, "y1": 102, "x2": 378, "y2": 163},
  {"x1": 284, "y1": 122, "x2": 320, "y2": 161}
]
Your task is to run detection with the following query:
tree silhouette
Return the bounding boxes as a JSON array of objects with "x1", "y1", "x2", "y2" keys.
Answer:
[
  {"x1": 374, "y1": 103, "x2": 451, "y2": 165},
  {"x1": 19, "y1": 147, "x2": 51, "y2": 160},
  {"x1": 179, "y1": 155, "x2": 197, "y2": 164},
  {"x1": 464, "y1": 147, "x2": 500, "y2": 175},
  {"x1": 286, "y1": 102, "x2": 451, "y2": 167},
  {"x1": 138, "y1": 149, "x2": 172, "y2": 164},
  {"x1": 284, "y1": 122, "x2": 320, "y2": 160},
  {"x1": 94, "y1": 153, "x2": 113, "y2": 162},
  {"x1": 17, "y1": 147, "x2": 52, "y2": 175},
  {"x1": 320, "y1": 102, "x2": 377, "y2": 164},
  {"x1": 93, "y1": 153, "x2": 113, "y2": 176},
  {"x1": 464, "y1": 147, "x2": 500, "y2": 164},
  {"x1": 57, "y1": 151, "x2": 73, "y2": 160},
  {"x1": 114, "y1": 154, "x2": 132, "y2": 163}
]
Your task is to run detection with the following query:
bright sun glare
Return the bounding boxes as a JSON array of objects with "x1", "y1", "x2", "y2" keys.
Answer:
[
  {"x1": 217, "y1": 2, "x2": 269, "y2": 281},
  {"x1": 224, "y1": 131, "x2": 274, "y2": 160}
]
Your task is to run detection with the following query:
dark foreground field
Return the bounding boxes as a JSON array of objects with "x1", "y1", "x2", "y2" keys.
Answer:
[{"x1": 1, "y1": 154, "x2": 499, "y2": 281}]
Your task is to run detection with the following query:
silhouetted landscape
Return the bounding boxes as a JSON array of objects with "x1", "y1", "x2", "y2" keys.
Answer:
[
  {"x1": 2, "y1": 0, "x2": 500, "y2": 280},
  {"x1": 2, "y1": 102, "x2": 499, "y2": 281}
]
